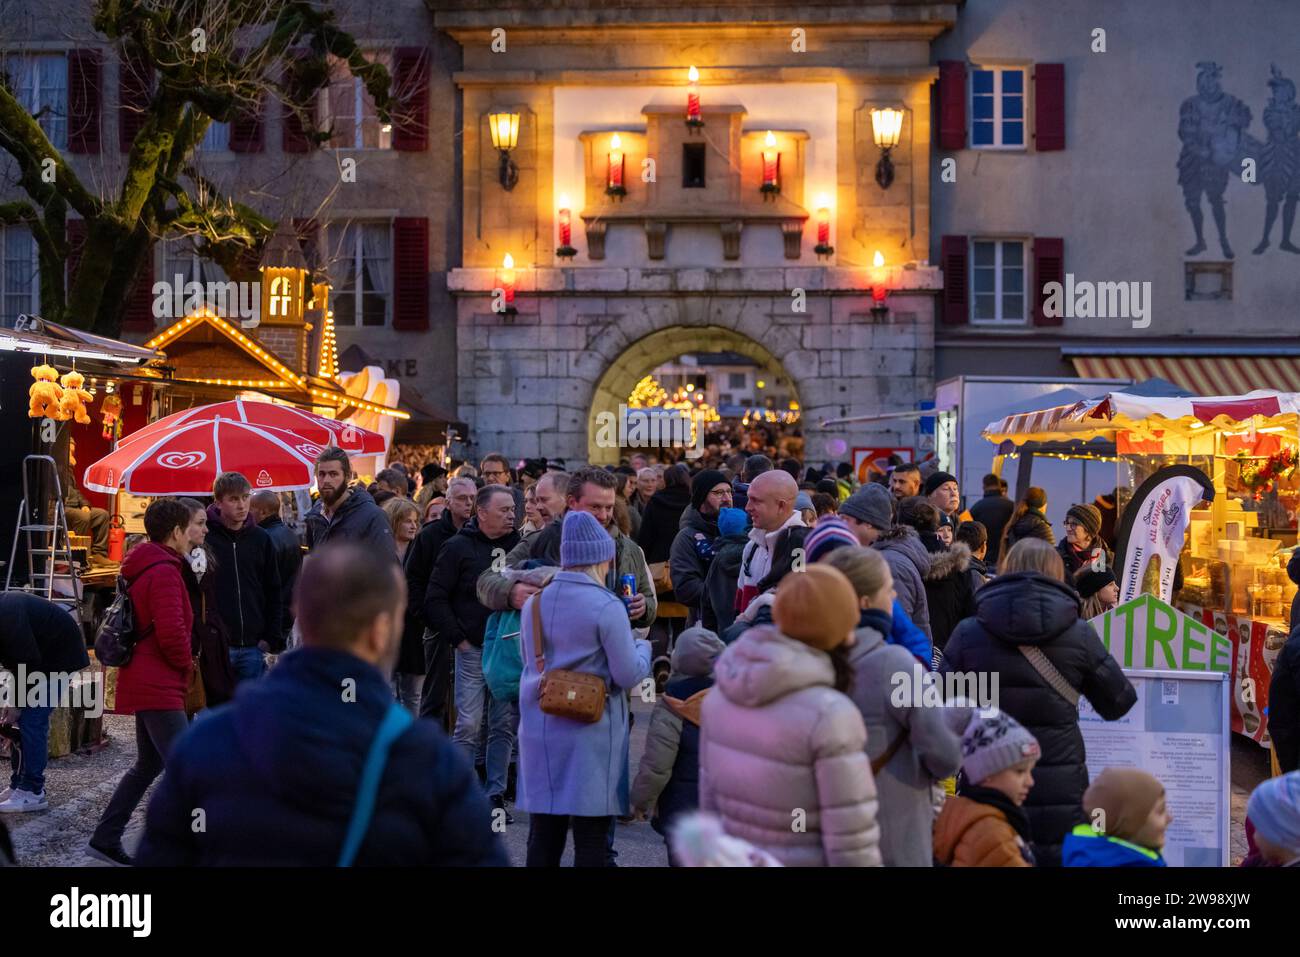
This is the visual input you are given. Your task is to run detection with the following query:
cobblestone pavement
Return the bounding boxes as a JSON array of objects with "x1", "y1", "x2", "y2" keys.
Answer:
[{"x1": 5, "y1": 703, "x2": 1267, "y2": 868}]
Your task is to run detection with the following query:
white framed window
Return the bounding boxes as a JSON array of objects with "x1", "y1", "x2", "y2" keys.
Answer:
[
  {"x1": 728, "y1": 371, "x2": 747, "y2": 389},
  {"x1": 321, "y1": 52, "x2": 392, "y2": 150},
  {"x1": 2, "y1": 226, "x2": 39, "y2": 327},
  {"x1": 7, "y1": 53, "x2": 68, "y2": 150},
  {"x1": 331, "y1": 222, "x2": 391, "y2": 327},
  {"x1": 971, "y1": 238, "x2": 1027, "y2": 325},
  {"x1": 198, "y1": 120, "x2": 231, "y2": 151},
  {"x1": 971, "y1": 67, "x2": 1025, "y2": 149}
]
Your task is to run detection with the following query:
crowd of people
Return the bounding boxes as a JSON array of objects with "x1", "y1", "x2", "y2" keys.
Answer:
[{"x1": 1, "y1": 443, "x2": 1299, "y2": 870}]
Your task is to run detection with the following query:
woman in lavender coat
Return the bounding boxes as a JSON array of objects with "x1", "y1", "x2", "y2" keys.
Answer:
[{"x1": 518, "y1": 510, "x2": 652, "y2": 866}]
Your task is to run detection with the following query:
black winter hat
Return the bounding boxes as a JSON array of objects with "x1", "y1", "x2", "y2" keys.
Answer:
[
  {"x1": 691, "y1": 469, "x2": 729, "y2": 511},
  {"x1": 1076, "y1": 568, "x2": 1117, "y2": 599},
  {"x1": 924, "y1": 471, "x2": 959, "y2": 496}
]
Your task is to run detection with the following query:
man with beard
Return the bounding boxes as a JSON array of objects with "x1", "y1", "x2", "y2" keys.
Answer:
[
  {"x1": 668, "y1": 469, "x2": 733, "y2": 626},
  {"x1": 304, "y1": 447, "x2": 396, "y2": 555},
  {"x1": 135, "y1": 543, "x2": 505, "y2": 866},
  {"x1": 889, "y1": 462, "x2": 922, "y2": 502}
]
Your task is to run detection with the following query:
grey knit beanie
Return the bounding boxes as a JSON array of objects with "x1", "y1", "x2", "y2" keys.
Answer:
[
  {"x1": 959, "y1": 709, "x2": 1041, "y2": 785},
  {"x1": 560, "y1": 510, "x2": 615, "y2": 568},
  {"x1": 839, "y1": 482, "x2": 894, "y2": 531}
]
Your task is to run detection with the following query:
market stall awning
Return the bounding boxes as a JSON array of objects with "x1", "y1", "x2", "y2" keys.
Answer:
[
  {"x1": 0, "y1": 317, "x2": 159, "y2": 365},
  {"x1": 1067, "y1": 352, "x2": 1300, "y2": 397},
  {"x1": 984, "y1": 389, "x2": 1300, "y2": 445}
]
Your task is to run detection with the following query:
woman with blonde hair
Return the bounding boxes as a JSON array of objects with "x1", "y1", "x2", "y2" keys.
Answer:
[
  {"x1": 382, "y1": 497, "x2": 421, "y2": 564},
  {"x1": 821, "y1": 546, "x2": 962, "y2": 866},
  {"x1": 940, "y1": 536, "x2": 1136, "y2": 865}
]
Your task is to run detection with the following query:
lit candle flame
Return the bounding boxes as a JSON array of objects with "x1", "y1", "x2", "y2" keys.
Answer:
[
  {"x1": 503, "y1": 253, "x2": 514, "y2": 270},
  {"x1": 765, "y1": 130, "x2": 776, "y2": 148},
  {"x1": 558, "y1": 193, "x2": 570, "y2": 210},
  {"x1": 873, "y1": 251, "x2": 885, "y2": 268},
  {"x1": 611, "y1": 133, "x2": 621, "y2": 150},
  {"x1": 688, "y1": 65, "x2": 699, "y2": 83}
]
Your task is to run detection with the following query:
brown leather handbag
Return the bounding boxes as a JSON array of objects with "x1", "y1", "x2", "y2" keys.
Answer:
[{"x1": 530, "y1": 593, "x2": 607, "y2": 723}]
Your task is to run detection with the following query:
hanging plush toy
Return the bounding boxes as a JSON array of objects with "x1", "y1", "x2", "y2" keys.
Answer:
[
  {"x1": 100, "y1": 393, "x2": 123, "y2": 440},
  {"x1": 58, "y1": 370, "x2": 94, "y2": 425},
  {"x1": 28, "y1": 364, "x2": 65, "y2": 419}
]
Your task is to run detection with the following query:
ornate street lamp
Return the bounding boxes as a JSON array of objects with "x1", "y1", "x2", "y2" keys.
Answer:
[
  {"x1": 488, "y1": 111, "x2": 521, "y2": 191},
  {"x1": 870, "y1": 107, "x2": 904, "y2": 189}
]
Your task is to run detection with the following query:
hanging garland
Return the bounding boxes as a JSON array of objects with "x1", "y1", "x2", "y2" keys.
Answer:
[{"x1": 1236, "y1": 446, "x2": 1298, "y2": 497}]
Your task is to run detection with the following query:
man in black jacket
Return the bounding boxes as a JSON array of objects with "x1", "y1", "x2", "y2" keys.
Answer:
[
  {"x1": 207, "y1": 473, "x2": 283, "y2": 684},
  {"x1": 669, "y1": 469, "x2": 732, "y2": 623},
  {"x1": 970, "y1": 473, "x2": 1015, "y2": 567},
  {"x1": 1269, "y1": 625, "x2": 1300, "y2": 773},
  {"x1": 250, "y1": 491, "x2": 302, "y2": 648},
  {"x1": 405, "y1": 477, "x2": 477, "y2": 723},
  {"x1": 0, "y1": 592, "x2": 90, "y2": 813},
  {"x1": 303, "y1": 447, "x2": 396, "y2": 555},
  {"x1": 425, "y1": 485, "x2": 520, "y2": 819},
  {"x1": 135, "y1": 543, "x2": 506, "y2": 866}
]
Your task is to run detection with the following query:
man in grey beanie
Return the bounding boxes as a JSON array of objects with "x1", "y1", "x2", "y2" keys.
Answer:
[{"x1": 841, "y1": 483, "x2": 932, "y2": 640}]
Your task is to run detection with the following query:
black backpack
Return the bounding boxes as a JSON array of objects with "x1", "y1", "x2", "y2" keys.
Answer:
[{"x1": 93, "y1": 560, "x2": 169, "y2": 667}]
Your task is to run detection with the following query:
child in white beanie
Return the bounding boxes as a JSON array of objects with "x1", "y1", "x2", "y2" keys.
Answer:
[{"x1": 1247, "y1": 772, "x2": 1300, "y2": 867}]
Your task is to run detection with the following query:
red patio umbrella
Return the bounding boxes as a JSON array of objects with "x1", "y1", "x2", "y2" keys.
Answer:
[
  {"x1": 84, "y1": 419, "x2": 328, "y2": 495},
  {"x1": 116, "y1": 398, "x2": 387, "y2": 455}
]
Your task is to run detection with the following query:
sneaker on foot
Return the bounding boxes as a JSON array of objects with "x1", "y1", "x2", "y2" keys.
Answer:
[
  {"x1": 0, "y1": 788, "x2": 47, "y2": 813},
  {"x1": 87, "y1": 841, "x2": 133, "y2": 867},
  {"x1": 490, "y1": 794, "x2": 514, "y2": 825}
]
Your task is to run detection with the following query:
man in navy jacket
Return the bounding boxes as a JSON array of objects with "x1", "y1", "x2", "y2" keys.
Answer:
[{"x1": 136, "y1": 542, "x2": 505, "y2": 866}]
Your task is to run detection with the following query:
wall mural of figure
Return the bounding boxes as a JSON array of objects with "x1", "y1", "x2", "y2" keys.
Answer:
[
  {"x1": 1178, "y1": 62, "x2": 1252, "y2": 258},
  {"x1": 1251, "y1": 64, "x2": 1300, "y2": 254}
]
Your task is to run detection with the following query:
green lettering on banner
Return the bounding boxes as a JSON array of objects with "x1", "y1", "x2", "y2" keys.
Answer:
[
  {"x1": 1112, "y1": 601, "x2": 1136, "y2": 668},
  {"x1": 1210, "y1": 629, "x2": 1232, "y2": 673},
  {"x1": 1147, "y1": 597, "x2": 1180, "y2": 669},
  {"x1": 1096, "y1": 609, "x2": 1113, "y2": 658},
  {"x1": 1180, "y1": 617, "x2": 1207, "y2": 671}
]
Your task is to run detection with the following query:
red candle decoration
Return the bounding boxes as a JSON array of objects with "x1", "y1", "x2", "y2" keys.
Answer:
[
  {"x1": 500, "y1": 253, "x2": 516, "y2": 310},
  {"x1": 871, "y1": 251, "x2": 888, "y2": 304},
  {"x1": 606, "y1": 133, "x2": 626, "y2": 197},
  {"x1": 761, "y1": 130, "x2": 780, "y2": 196},
  {"x1": 686, "y1": 65, "x2": 702, "y2": 127},
  {"x1": 814, "y1": 196, "x2": 834, "y2": 257},
  {"x1": 558, "y1": 201, "x2": 571, "y2": 247}
]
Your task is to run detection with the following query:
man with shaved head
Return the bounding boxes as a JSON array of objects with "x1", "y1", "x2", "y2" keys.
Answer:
[
  {"x1": 250, "y1": 490, "x2": 302, "y2": 649},
  {"x1": 734, "y1": 468, "x2": 807, "y2": 615}
]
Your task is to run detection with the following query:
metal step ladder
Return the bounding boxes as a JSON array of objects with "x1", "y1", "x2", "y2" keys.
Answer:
[{"x1": 4, "y1": 455, "x2": 82, "y2": 617}]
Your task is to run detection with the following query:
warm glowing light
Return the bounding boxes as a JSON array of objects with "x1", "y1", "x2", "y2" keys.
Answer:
[
  {"x1": 815, "y1": 192, "x2": 831, "y2": 210},
  {"x1": 611, "y1": 133, "x2": 621, "y2": 150},
  {"x1": 873, "y1": 251, "x2": 885, "y2": 268},
  {"x1": 765, "y1": 130, "x2": 776, "y2": 148},
  {"x1": 503, "y1": 253, "x2": 514, "y2": 270},
  {"x1": 756, "y1": 380, "x2": 766, "y2": 389},
  {"x1": 558, "y1": 193, "x2": 571, "y2": 210},
  {"x1": 685, "y1": 383, "x2": 695, "y2": 392},
  {"x1": 688, "y1": 66, "x2": 699, "y2": 83},
  {"x1": 870, "y1": 107, "x2": 904, "y2": 149}
]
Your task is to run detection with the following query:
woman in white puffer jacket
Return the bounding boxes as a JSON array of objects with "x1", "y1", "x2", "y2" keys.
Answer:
[{"x1": 699, "y1": 564, "x2": 882, "y2": 866}]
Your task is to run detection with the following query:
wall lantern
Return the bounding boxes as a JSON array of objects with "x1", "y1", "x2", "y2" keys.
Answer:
[
  {"x1": 813, "y1": 193, "x2": 834, "y2": 259},
  {"x1": 870, "y1": 107, "x2": 904, "y2": 189},
  {"x1": 760, "y1": 130, "x2": 780, "y2": 197},
  {"x1": 606, "y1": 133, "x2": 626, "y2": 198},
  {"x1": 258, "y1": 220, "x2": 309, "y2": 327},
  {"x1": 685, "y1": 66, "x2": 703, "y2": 131},
  {"x1": 488, "y1": 111, "x2": 521, "y2": 191},
  {"x1": 870, "y1": 250, "x2": 890, "y2": 320}
]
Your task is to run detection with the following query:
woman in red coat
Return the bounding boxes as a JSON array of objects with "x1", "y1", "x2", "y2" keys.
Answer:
[{"x1": 89, "y1": 498, "x2": 195, "y2": 866}]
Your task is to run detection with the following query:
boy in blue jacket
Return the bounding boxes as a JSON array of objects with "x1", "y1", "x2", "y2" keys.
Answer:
[{"x1": 1063, "y1": 768, "x2": 1170, "y2": 867}]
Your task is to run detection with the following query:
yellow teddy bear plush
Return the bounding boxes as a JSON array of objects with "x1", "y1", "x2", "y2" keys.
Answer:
[
  {"x1": 58, "y1": 370, "x2": 94, "y2": 425},
  {"x1": 28, "y1": 364, "x2": 65, "y2": 419}
]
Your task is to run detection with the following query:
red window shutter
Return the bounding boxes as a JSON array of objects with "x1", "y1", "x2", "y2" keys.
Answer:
[
  {"x1": 391, "y1": 217, "x2": 429, "y2": 331},
  {"x1": 120, "y1": 253, "x2": 156, "y2": 331},
  {"x1": 940, "y1": 235, "x2": 969, "y2": 326},
  {"x1": 65, "y1": 219, "x2": 88, "y2": 290},
  {"x1": 392, "y1": 47, "x2": 430, "y2": 151},
  {"x1": 1034, "y1": 63, "x2": 1066, "y2": 151},
  {"x1": 281, "y1": 57, "x2": 315, "y2": 153},
  {"x1": 119, "y1": 52, "x2": 153, "y2": 152},
  {"x1": 230, "y1": 97, "x2": 264, "y2": 152},
  {"x1": 1033, "y1": 237, "x2": 1065, "y2": 327},
  {"x1": 937, "y1": 60, "x2": 967, "y2": 150},
  {"x1": 67, "y1": 50, "x2": 101, "y2": 154}
]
